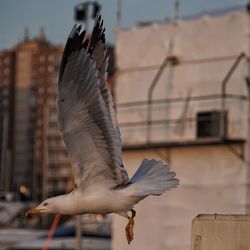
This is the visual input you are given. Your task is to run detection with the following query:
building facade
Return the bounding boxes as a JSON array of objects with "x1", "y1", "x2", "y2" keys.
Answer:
[
  {"x1": 0, "y1": 50, "x2": 15, "y2": 194},
  {"x1": 14, "y1": 36, "x2": 67, "y2": 200},
  {"x1": 113, "y1": 9, "x2": 250, "y2": 250},
  {"x1": 0, "y1": 32, "x2": 72, "y2": 200}
]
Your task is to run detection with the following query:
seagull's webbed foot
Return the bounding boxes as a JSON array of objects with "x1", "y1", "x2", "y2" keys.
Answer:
[{"x1": 125, "y1": 209, "x2": 136, "y2": 244}]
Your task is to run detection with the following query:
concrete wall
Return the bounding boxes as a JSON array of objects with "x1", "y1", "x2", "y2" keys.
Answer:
[
  {"x1": 113, "y1": 10, "x2": 249, "y2": 250},
  {"x1": 191, "y1": 214, "x2": 250, "y2": 250},
  {"x1": 112, "y1": 145, "x2": 247, "y2": 250},
  {"x1": 115, "y1": 10, "x2": 248, "y2": 146}
]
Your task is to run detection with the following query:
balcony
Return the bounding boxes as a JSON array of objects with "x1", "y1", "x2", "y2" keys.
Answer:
[{"x1": 116, "y1": 53, "x2": 248, "y2": 150}]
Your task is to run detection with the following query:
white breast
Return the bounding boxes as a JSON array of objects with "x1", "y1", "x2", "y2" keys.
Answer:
[{"x1": 58, "y1": 187, "x2": 137, "y2": 215}]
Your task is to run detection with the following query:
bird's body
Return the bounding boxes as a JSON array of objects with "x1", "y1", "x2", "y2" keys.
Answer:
[
  {"x1": 26, "y1": 14, "x2": 179, "y2": 244},
  {"x1": 43, "y1": 186, "x2": 137, "y2": 215},
  {"x1": 41, "y1": 158, "x2": 177, "y2": 216}
]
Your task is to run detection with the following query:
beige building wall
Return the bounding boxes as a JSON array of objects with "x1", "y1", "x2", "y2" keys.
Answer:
[
  {"x1": 113, "y1": 146, "x2": 246, "y2": 250},
  {"x1": 112, "y1": 9, "x2": 249, "y2": 250},
  {"x1": 191, "y1": 214, "x2": 250, "y2": 250},
  {"x1": 116, "y1": 10, "x2": 248, "y2": 145}
]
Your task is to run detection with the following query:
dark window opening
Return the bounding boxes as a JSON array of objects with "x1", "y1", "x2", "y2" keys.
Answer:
[{"x1": 196, "y1": 111, "x2": 227, "y2": 138}]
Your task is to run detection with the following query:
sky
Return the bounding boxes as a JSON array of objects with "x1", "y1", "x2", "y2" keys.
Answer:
[{"x1": 0, "y1": 0, "x2": 247, "y2": 49}]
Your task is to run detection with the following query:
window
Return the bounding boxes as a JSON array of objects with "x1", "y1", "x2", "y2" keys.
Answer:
[
  {"x1": 4, "y1": 57, "x2": 10, "y2": 65},
  {"x1": 3, "y1": 68, "x2": 9, "y2": 75},
  {"x1": 38, "y1": 87, "x2": 44, "y2": 94},
  {"x1": 39, "y1": 55, "x2": 46, "y2": 63},
  {"x1": 39, "y1": 66, "x2": 45, "y2": 73},
  {"x1": 48, "y1": 65, "x2": 54, "y2": 73},
  {"x1": 29, "y1": 92, "x2": 37, "y2": 107},
  {"x1": 3, "y1": 88, "x2": 9, "y2": 96},
  {"x1": 196, "y1": 111, "x2": 227, "y2": 138},
  {"x1": 3, "y1": 78, "x2": 9, "y2": 85},
  {"x1": 48, "y1": 55, "x2": 54, "y2": 62}
]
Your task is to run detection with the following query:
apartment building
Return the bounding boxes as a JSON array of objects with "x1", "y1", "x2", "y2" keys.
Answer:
[
  {"x1": 0, "y1": 50, "x2": 15, "y2": 193},
  {"x1": 0, "y1": 31, "x2": 70, "y2": 200}
]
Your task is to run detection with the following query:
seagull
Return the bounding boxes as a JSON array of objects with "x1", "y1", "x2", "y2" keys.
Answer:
[{"x1": 26, "y1": 14, "x2": 179, "y2": 244}]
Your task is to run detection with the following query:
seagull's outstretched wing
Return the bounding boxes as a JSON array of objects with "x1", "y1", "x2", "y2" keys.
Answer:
[{"x1": 58, "y1": 15, "x2": 128, "y2": 190}]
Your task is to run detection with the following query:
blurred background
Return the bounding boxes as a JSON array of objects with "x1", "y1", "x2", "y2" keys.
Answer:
[{"x1": 0, "y1": 0, "x2": 249, "y2": 250}]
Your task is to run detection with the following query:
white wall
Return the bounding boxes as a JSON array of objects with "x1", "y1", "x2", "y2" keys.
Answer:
[
  {"x1": 112, "y1": 146, "x2": 247, "y2": 250},
  {"x1": 115, "y1": 10, "x2": 249, "y2": 146},
  {"x1": 113, "y1": 9, "x2": 249, "y2": 250}
]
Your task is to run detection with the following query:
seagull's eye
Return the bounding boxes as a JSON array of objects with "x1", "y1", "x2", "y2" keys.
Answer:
[{"x1": 43, "y1": 202, "x2": 48, "y2": 206}]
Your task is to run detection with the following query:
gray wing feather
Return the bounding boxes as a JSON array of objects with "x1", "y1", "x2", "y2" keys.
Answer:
[
  {"x1": 58, "y1": 16, "x2": 128, "y2": 190},
  {"x1": 90, "y1": 15, "x2": 127, "y2": 182},
  {"x1": 92, "y1": 37, "x2": 126, "y2": 180}
]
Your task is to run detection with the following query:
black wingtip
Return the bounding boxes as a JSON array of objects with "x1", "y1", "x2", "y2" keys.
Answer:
[
  {"x1": 69, "y1": 24, "x2": 79, "y2": 38},
  {"x1": 87, "y1": 13, "x2": 106, "y2": 56},
  {"x1": 94, "y1": 11, "x2": 101, "y2": 22},
  {"x1": 76, "y1": 25, "x2": 82, "y2": 34},
  {"x1": 59, "y1": 12, "x2": 106, "y2": 82}
]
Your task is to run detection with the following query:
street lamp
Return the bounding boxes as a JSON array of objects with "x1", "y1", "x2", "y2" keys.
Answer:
[{"x1": 74, "y1": 1, "x2": 101, "y2": 30}]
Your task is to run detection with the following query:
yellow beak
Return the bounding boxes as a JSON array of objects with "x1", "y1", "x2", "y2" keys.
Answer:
[{"x1": 25, "y1": 207, "x2": 40, "y2": 217}]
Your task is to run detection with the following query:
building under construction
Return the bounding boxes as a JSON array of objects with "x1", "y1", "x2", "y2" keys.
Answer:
[{"x1": 112, "y1": 7, "x2": 250, "y2": 250}]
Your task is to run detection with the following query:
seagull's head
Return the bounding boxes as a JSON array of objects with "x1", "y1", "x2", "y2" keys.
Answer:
[{"x1": 26, "y1": 198, "x2": 57, "y2": 217}]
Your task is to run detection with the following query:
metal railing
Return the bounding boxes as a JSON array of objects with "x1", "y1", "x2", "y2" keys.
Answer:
[{"x1": 116, "y1": 52, "x2": 249, "y2": 146}]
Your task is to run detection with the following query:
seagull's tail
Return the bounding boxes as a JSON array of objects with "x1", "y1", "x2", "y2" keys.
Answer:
[{"x1": 128, "y1": 159, "x2": 179, "y2": 197}]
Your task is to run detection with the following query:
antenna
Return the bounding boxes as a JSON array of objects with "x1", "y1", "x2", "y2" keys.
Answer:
[
  {"x1": 24, "y1": 27, "x2": 30, "y2": 42},
  {"x1": 116, "y1": 0, "x2": 122, "y2": 29},
  {"x1": 74, "y1": 1, "x2": 101, "y2": 31},
  {"x1": 174, "y1": 0, "x2": 180, "y2": 21},
  {"x1": 38, "y1": 27, "x2": 46, "y2": 41}
]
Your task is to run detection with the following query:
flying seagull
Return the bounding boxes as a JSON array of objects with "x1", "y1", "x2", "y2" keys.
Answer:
[{"x1": 26, "y1": 14, "x2": 179, "y2": 244}]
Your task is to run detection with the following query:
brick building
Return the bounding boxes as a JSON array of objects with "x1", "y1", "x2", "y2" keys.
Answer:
[
  {"x1": 0, "y1": 31, "x2": 68, "y2": 200},
  {"x1": 0, "y1": 50, "x2": 15, "y2": 193}
]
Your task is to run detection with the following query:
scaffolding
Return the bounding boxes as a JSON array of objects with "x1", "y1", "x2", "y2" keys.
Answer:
[{"x1": 116, "y1": 53, "x2": 248, "y2": 156}]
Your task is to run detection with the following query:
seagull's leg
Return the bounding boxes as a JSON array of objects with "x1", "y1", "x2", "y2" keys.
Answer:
[{"x1": 125, "y1": 209, "x2": 136, "y2": 244}]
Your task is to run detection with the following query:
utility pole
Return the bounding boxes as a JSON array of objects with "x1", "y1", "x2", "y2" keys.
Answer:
[
  {"x1": 74, "y1": 1, "x2": 101, "y2": 30},
  {"x1": 116, "y1": 0, "x2": 122, "y2": 30},
  {"x1": 174, "y1": 0, "x2": 180, "y2": 21},
  {"x1": 76, "y1": 216, "x2": 82, "y2": 250},
  {"x1": 85, "y1": 3, "x2": 89, "y2": 31}
]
